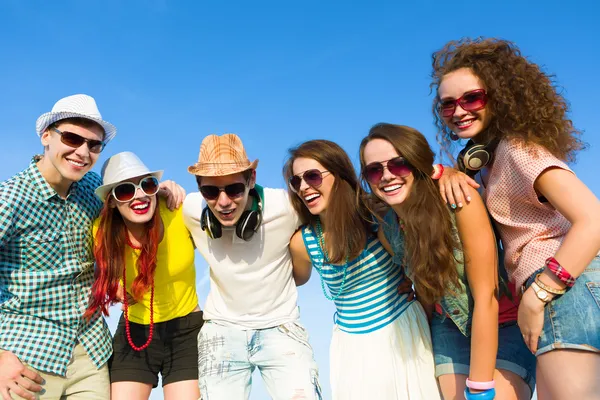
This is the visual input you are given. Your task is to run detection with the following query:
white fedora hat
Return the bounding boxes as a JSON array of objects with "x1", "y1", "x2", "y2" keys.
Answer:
[
  {"x1": 95, "y1": 151, "x2": 163, "y2": 201},
  {"x1": 36, "y1": 94, "x2": 117, "y2": 143}
]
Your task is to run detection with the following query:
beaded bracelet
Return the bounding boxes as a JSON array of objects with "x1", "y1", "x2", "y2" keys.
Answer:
[
  {"x1": 431, "y1": 164, "x2": 444, "y2": 180},
  {"x1": 545, "y1": 257, "x2": 575, "y2": 288}
]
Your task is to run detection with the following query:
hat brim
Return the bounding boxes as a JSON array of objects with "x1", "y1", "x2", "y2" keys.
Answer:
[
  {"x1": 95, "y1": 170, "x2": 164, "y2": 202},
  {"x1": 187, "y1": 159, "x2": 259, "y2": 177},
  {"x1": 36, "y1": 112, "x2": 117, "y2": 143}
]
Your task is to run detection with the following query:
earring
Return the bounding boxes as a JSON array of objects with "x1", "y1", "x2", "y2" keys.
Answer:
[{"x1": 449, "y1": 133, "x2": 459, "y2": 141}]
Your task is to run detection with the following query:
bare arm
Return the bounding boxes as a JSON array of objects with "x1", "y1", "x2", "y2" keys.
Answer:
[
  {"x1": 520, "y1": 167, "x2": 600, "y2": 352},
  {"x1": 455, "y1": 186, "x2": 499, "y2": 383},
  {"x1": 438, "y1": 167, "x2": 481, "y2": 208},
  {"x1": 290, "y1": 230, "x2": 313, "y2": 286},
  {"x1": 536, "y1": 167, "x2": 600, "y2": 284}
]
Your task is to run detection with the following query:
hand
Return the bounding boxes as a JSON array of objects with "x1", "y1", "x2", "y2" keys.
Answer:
[
  {"x1": 115, "y1": 283, "x2": 137, "y2": 312},
  {"x1": 397, "y1": 276, "x2": 415, "y2": 301},
  {"x1": 518, "y1": 287, "x2": 547, "y2": 353},
  {"x1": 0, "y1": 351, "x2": 43, "y2": 400},
  {"x1": 438, "y1": 167, "x2": 480, "y2": 209},
  {"x1": 158, "y1": 180, "x2": 186, "y2": 211}
]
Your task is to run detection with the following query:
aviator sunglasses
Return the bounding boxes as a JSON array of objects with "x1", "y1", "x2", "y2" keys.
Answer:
[
  {"x1": 112, "y1": 176, "x2": 160, "y2": 203},
  {"x1": 438, "y1": 89, "x2": 488, "y2": 118},
  {"x1": 52, "y1": 127, "x2": 106, "y2": 154},
  {"x1": 200, "y1": 183, "x2": 247, "y2": 201},
  {"x1": 362, "y1": 157, "x2": 413, "y2": 185},
  {"x1": 288, "y1": 169, "x2": 331, "y2": 193}
]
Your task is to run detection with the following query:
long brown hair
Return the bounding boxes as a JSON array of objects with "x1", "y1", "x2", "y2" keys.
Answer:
[
  {"x1": 359, "y1": 123, "x2": 461, "y2": 304},
  {"x1": 430, "y1": 37, "x2": 586, "y2": 163},
  {"x1": 84, "y1": 198, "x2": 161, "y2": 319},
  {"x1": 283, "y1": 140, "x2": 372, "y2": 263}
]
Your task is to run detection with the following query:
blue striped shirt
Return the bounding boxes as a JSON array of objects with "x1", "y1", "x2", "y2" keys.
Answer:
[{"x1": 301, "y1": 225, "x2": 412, "y2": 334}]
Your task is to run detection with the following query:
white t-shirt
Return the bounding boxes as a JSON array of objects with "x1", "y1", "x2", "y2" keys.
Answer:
[{"x1": 183, "y1": 187, "x2": 302, "y2": 330}]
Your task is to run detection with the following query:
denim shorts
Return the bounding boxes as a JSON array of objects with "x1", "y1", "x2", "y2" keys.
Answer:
[
  {"x1": 431, "y1": 313, "x2": 536, "y2": 398},
  {"x1": 523, "y1": 256, "x2": 600, "y2": 356}
]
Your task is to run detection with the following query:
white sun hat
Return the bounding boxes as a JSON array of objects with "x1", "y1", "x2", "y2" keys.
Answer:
[
  {"x1": 35, "y1": 94, "x2": 117, "y2": 143},
  {"x1": 95, "y1": 151, "x2": 164, "y2": 201}
]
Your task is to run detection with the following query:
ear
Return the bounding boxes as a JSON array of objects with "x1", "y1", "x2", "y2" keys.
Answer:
[
  {"x1": 41, "y1": 129, "x2": 52, "y2": 147},
  {"x1": 248, "y1": 169, "x2": 257, "y2": 189}
]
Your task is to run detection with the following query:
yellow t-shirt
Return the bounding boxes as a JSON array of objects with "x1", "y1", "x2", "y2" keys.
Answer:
[{"x1": 93, "y1": 199, "x2": 198, "y2": 324}]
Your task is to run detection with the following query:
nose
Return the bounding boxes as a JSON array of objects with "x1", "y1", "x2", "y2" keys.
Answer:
[
  {"x1": 298, "y1": 177, "x2": 310, "y2": 192},
  {"x1": 73, "y1": 141, "x2": 91, "y2": 158},
  {"x1": 216, "y1": 190, "x2": 232, "y2": 208},
  {"x1": 133, "y1": 187, "x2": 146, "y2": 200},
  {"x1": 380, "y1": 165, "x2": 396, "y2": 182},
  {"x1": 453, "y1": 103, "x2": 468, "y2": 119}
]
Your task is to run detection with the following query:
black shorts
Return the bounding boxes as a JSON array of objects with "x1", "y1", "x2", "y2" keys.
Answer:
[{"x1": 109, "y1": 310, "x2": 204, "y2": 387}]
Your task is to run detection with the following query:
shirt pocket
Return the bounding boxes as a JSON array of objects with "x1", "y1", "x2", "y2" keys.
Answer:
[{"x1": 24, "y1": 230, "x2": 63, "y2": 270}]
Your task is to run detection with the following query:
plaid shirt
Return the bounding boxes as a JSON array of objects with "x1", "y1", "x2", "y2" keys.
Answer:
[{"x1": 0, "y1": 156, "x2": 112, "y2": 376}]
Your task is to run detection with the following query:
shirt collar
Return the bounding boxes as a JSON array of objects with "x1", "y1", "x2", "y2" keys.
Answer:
[{"x1": 26, "y1": 155, "x2": 80, "y2": 201}]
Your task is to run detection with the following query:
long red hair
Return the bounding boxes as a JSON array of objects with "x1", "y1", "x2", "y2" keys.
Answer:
[{"x1": 84, "y1": 198, "x2": 161, "y2": 319}]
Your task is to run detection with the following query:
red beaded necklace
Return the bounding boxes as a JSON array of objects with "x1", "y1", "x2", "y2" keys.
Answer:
[{"x1": 123, "y1": 234, "x2": 155, "y2": 351}]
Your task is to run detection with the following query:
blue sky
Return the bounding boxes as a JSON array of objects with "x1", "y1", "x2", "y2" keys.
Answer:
[{"x1": 1, "y1": 1, "x2": 599, "y2": 399}]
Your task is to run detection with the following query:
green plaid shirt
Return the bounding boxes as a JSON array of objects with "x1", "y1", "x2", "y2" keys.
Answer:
[{"x1": 0, "y1": 156, "x2": 112, "y2": 376}]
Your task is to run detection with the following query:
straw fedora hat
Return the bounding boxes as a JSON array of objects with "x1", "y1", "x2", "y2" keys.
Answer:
[
  {"x1": 95, "y1": 152, "x2": 163, "y2": 201},
  {"x1": 36, "y1": 94, "x2": 117, "y2": 143},
  {"x1": 188, "y1": 133, "x2": 258, "y2": 177}
]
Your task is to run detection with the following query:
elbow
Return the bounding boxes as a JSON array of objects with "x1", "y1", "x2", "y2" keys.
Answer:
[{"x1": 294, "y1": 274, "x2": 310, "y2": 287}]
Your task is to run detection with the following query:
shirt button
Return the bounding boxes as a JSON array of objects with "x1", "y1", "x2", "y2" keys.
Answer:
[{"x1": 452, "y1": 310, "x2": 460, "y2": 315}]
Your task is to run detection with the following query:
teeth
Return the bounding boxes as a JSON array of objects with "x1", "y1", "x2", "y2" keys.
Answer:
[
  {"x1": 304, "y1": 194, "x2": 320, "y2": 201},
  {"x1": 456, "y1": 120, "x2": 474, "y2": 127},
  {"x1": 221, "y1": 210, "x2": 233, "y2": 215},
  {"x1": 383, "y1": 184, "x2": 402, "y2": 192},
  {"x1": 132, "y1": 203, "x2": 149, "y2": 210},
  {"x1": 67, "y1": 159, "x2": 85, "y2": 167}
]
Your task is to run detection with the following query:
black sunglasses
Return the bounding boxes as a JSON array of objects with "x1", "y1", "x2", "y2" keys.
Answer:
[
  {"x1": 52, "y1": 127, "x2": 105, "y2": 154},
  {"x1": 288, "y1": 169, "x2": 330, "y2": 193},
  {"x1": 200, "y1": 183, "x2": 247, "y2": 200}
]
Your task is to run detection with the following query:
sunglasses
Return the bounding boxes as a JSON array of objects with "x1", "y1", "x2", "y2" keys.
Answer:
[
  {"x1": 112, "y1": 176, "x2": 160, "y2": 203},
  {"x1": 362, "y1": 157, "x2": 413, "y2": 185},
  {"x1": 52, "y1": 127, "x2": 106, "y2": 154},
  {"x1": 438, "y1": 89, "x2": 488, "y2": 118},
  {"x1": 200, "y1": 183, "x2": 247, "y2": 201},
  {"x1": 288, "y1": 169, "x2": 330, "y2": 193}
]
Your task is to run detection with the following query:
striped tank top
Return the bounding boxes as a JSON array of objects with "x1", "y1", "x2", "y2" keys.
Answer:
[{"x1": 301, "y1": 225, "x2": 413, "y2": 334}]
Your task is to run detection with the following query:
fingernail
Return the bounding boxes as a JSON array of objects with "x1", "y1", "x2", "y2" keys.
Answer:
[
  {"x1": 451, "y1": 204, "x2": 457, "y2": 209},
  {"x1": 458, "y1": 202, "x2": 463, "y2": 208},
  {"x1": 467, "y1": 196, "x2": 471, "y2": 202}
]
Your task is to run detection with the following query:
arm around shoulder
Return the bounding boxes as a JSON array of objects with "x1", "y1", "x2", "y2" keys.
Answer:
[{"x1": 289, "y1": 229, "x2": 313, "y2": 286}]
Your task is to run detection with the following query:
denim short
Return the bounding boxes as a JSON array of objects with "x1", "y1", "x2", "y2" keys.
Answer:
[
  {"x1": 431, "y1": 313, "x2": 536, "y2": 398},
  {"x1": 523, "y1": 256, "x2": 600, "y2": 356}
]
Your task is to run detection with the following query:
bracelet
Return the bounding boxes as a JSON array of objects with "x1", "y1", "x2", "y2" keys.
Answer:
[
  {"x1": 431, "y1": 164, "x2": 444, "y2": 180},
  {"x1": 545, "y1": 257, "x2": 575, "y2": 288},
  {"x1": 464, "y1": 388, "x2": 496, "y2": 400},
  {"x1": 466, "y1": 378, "x2": 495, "y2": 390},
  {"x1": 534, "y1": 273, "x2": 566, "y2": 295}
]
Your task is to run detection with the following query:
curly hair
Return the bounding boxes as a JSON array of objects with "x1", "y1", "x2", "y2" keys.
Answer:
[
  {"x1": 359, "y1": 124, "x2": 462, "y2": 304},
  {"x1": 431, "y1": 37, "x2": 586, "y2": 163}
]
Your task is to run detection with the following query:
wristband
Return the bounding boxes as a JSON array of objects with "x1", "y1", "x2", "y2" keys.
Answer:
[
  {"x1": 464, "y1": 388, "x2": 496, "y2": 400},
  {"x1": 431, "y1": 164, "x2": 444, "y2": 180},
  {"x1": 545, "y1": 257, "x2": 575, "y2": 288},
  {"x1": 466, "y1": 378, "x2": 495, "y2": 390}
]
